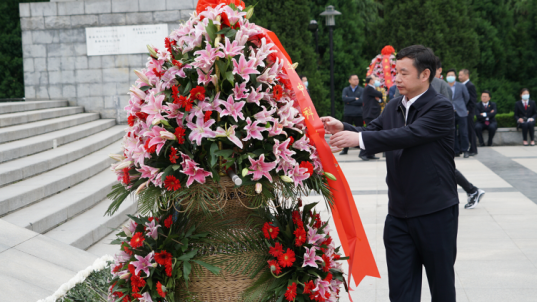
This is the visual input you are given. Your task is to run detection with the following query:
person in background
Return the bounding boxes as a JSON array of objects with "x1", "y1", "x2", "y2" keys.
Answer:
[
  {"x1": 459, "y1": 69, "x2": 478, "y2": 156},
  {"x1": 514, "y1": 88, "x2": 536, "y2": 146},
  {"x1": 359, "y1": 75, "x2": 383, "y2": 161},
  {"x1": 388, "y1": 84, "x2": 397, "y2": 100},
  {"x1": 301, "y1": 75, "x2": 310, "y2": 94},
  {"x1": 340, "y1": 74, "x2": 364, "y2": 155},
  {"x1": 475, "y1": 90, "x2": 498, "y2": 146},
  {"x1": 446, "y1": 69, "x2": 470, "y2": 158}
]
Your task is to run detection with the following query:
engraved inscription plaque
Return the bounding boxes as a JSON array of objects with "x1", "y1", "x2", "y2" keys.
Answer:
[{"x1": 86, "y1": 24, "x2": 169, "y2": 56}]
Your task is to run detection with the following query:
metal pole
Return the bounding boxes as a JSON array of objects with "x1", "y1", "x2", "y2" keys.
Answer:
[{"x1": 329, "y1": 26, "x2": 335, "y2": 117}]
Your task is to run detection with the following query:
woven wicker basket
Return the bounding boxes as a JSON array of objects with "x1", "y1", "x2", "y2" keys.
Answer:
[{"x1": 176, "y1": 176, "x2": 265, "y2": 301}]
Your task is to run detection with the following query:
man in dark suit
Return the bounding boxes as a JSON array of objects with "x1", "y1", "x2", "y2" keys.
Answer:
[
  {"x1": 340, "y1": 74, "x2": 364, "y2": 155},
  {"x1": 515, "y1": 88, "x2": 536, "y2": 145},
  {"x1": 323, "y1": 45, "x2": 458, "y2": 302},
  {"x1": 359, "y1": 75, "x2": 383, "y2": 160},
  {"x1": 459, "y1": 69, "x2": 478, "y2": 155},
  {"x1": 475, "y1": 90, "x2": 498, "y2": 146},
  {"x1": 446, "y1": 69, "x2": 470, "y2": 157}
]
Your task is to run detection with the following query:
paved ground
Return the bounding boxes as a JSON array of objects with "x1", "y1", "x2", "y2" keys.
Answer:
[{"x1": 305, "y1": 146, "x2": 537, "y2": 302}]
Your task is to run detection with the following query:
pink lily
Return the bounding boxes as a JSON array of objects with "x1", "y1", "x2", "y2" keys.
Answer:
[
  {"x1": 232, "y1": 54, "x2": 260, "y2": 83},
  {"x1": 272, "y1": 138, "x2": 296, "y2": 161},
  {"x1": 292, "y1": 135, "x2": 311, "y2": 152},
  {"x1": 222, "y1": 6, "x2": 246, "y2": 24},
  {"x1": 246, "y1": 85, "x2": 265, "y2": 105},
  {"x1": 302, "y1": 246, "x2": 323, "y2": 268},
  {"x1": 314, "y1": 277, "x2": 331, "y2": 299},
  {"x1": 141, "y1": 92, "x2": 165, "y2": 125},
  {"x1": 131, "y1": 252, "x2": 154, "y2": 277},
  {"x1": 307, "y1": 227, "x2": 325, "y2": 245},
  {"x1": 232, "y1": 81, "x2": 249, "y2": 100},
  {"x1": 193, "y1": 42, "x2": 224, "y2": 71},
  {"x1": 268, "y1": 122, "x2": 285, "y2": 137},
  {"x1": 219, "y1": 95, "x2": 246, "y2": 122},
  {"x1": 137, "y1": 165, "x2": 160, "y2": 179},
  {"x1": 257, "y1": 58, "x2": 281, "y2": 85},
  {"x1": 220, "y1": 36, "x2": 245, "y2": 58},
  {"x1": 243, "y1": 117, "x2": 266, "y2": 141},
  {"x1": 180, "y1": 159, "x2": 212, "y2": 187},
  {"x1": 288, "y1": 164, "x2": 310, "y2": 187},
  {"x1": 186, "y1": 117, "x2": 216, "y2": 146},
  {"x1": 139, "y1": 292, "x2": 154, "y2": 302},
  {"x1": 197, "y1": 68, "x2": 214, "y2": 86},
  {"x1": 151, "y1": 172, "x2": 164, "y2": 188},
  {"x1": 215, "y1": 125, "x2": 243, "y2": 149},
  {"x1": 163, "y1": 102, "x2": 185, "y2": 124},
  {"x1": 145, "y1": 219, "x2": 160, "y2": 240},
  {"x1": 145, "y1": 126, "x2": 173, "y2": 155},
  {"x1": 157, "y1": 48, "x2": 171, "y2": 62},
  {"x1": 254, "y1": 106, "x2": 277, "y2": 124},
  {"x1": 247, "y1": 154, "x2": 277, "y2": 182}
]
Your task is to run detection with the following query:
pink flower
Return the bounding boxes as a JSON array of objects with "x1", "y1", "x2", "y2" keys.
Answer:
[
  {"x1": 314, "y1": 277, "x2": 331, "y2": 298},
  {"x1": 253, "y1": 106, "x2": 276, "y2": 123},
  {"x1": 144, "y1": 126, "x2": 172, "y2": 155},
  {"x1": 157, "y1": 48, "x2": 171, "y2": 62},
  {"x1": 215, "y1": 125, "x2": 243, "y2": 149},
  {"x1": 268, "y1": 122, "x2": 285, "y2": 137},
  {"x1": 243, "y1": 117, "x2": 265, "y2": 141},
  {"x1": 233, "y1": 81, "x2": 249, "y2": 100},
  {"x1": 288, "y1": 164, "x2": 310, "y2": 187},
  {"x1": 232, "y1": 54, "x2": 260, "y2": 83},
  {"x1": 163, "y1": 102, "x2": 185, "y2": 124},
  {"x1": 272, "y1": 138, "x2": 295, "y2": 161},
  {"x1": 222, "y1": 5, "x2": 246, "y2": 24},
  {"x1": 131, "y1": 252, "x2": 154, "y2": 277},
  {"x1": 220, "y1": 36, "x2": 244, "y2": 58},
  {"x1": 292, "y1": 135, "x2": 311, "y2": 152},
  {"x1": 145, "y1": 219, "x2": 160, "y2": 240},
  {"x1": 193, "y1": 42, "x2": 224, "y2": 71},
  {"x1": 303, "y1": 246, "x2": 322, "y2": 268},
  {"x1": 137, "y1": 165, "x2": 160, "y2": 179},
  {"x1": 219, "y1": 95, "x2": 246, "y2": 122},
  {"x1": 247, "y1": 154, "x2": 277, "y2": 182},
  {"x1": 256, "y1": 58, "x2": 280, "y2": 85},
  {"x1": 180, "y1": 159, "x2": 212, "y2": 187},
  {"x1": 139, "y1": 292, "x2": 154, "y2": 302},
  {"x1": 186, "y1": 117, "x2": 216, "y2": 146},
  {"x1": 141, "y1": 92, "x2": 165, "y2": 125},
  {"x1": 197, "y1": 67, "x2": 214, "y2": 85},
  {"x1": 307, "y1": 227, "x2": 325, "y2": 245},
  {"x1": 246, "y1": 85, "x2": 264, "y2": 105}
]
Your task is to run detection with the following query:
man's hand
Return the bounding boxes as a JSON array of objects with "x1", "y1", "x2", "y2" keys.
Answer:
[
  {"x1": 329, "y1": 131, "x2": 361, "y2": 148},
  {"x1": 321, "y1": 116, "x2": 344, "y2": 134},
  {"x1": 519, "y1": 118, "x2": 524, "y2": 123}
]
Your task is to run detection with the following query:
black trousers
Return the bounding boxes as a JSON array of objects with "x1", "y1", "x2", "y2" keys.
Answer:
[
  {"x1": 359, "y1": 118, "x2": 375, "y2": 158},
  {"x1": 455, "y1": 169, "x2": 477, "y2": 195},
  {"x1": 384, "y1": 205, "x2": 458, "y2": 302},
  {"x1": 518, "y1": 121, "x2": 535, "y2": 141},
  {"x1": 342, "y1": 115, "x2": 363, "y2": 153},
  {"x1": 475, "y1": 121, "x2": 497, "y2": 146},
  {"x1": 454, "y1": 113, "x2": 469, "y2": 154},
  {"x1": 467, "y1": 112, "x2": 477, "y2": 154}
]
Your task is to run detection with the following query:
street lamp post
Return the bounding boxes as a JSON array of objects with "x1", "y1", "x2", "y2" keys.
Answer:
[
  {"x1": 320, "y1": 6, "x2": 341, "y2": 117},
  {"x1": 308, "y1": 20, "x2": 319, "y2": 55}
]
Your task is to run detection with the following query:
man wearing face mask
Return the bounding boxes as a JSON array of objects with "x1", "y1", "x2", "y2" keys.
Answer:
[
  {"x1": 301, "y1": 75, "x2": 310, "y2": 95},
  {"x1": 446, "y1": 69, "x2": 470, "y2": 158},
  {"x1": 359, "y1": 75, "x2": 384, "y2": 160}
]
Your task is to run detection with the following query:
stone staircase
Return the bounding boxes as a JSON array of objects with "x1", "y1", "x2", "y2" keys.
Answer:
[{"x1": 0, "y1": 100, "x2": 136, "y2": 251}]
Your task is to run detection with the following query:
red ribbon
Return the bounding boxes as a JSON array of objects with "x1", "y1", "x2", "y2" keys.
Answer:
[{"x1": 262, "y1": 29, "x2": 380, "y2": 289}]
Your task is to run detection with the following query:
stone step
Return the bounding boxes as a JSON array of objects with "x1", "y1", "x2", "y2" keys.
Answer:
[
  {"x1": 0, "y1": 113, "x2": 100, "y2": 143},
  {"x1": 0, "y1": 100, "x2": 69, "y2": 115},
  {"x1": 0, "y1": 140, "x2": 121, "y2": 216},
  {"x1": 0, "y1": 119, "x2": 117, "y2": 163},
  {"x1": 0, "y1": 106, "x2": 84, "y2": 128},
  {"x1": 2, "y1": 169, "x2": 117, "y2": 234},
  {"x1": 0, "y1": 125, "x2": 125, "y2": 187},
  {"x1": 46, "y1": 195, "x2": 137, "y2": 250}
]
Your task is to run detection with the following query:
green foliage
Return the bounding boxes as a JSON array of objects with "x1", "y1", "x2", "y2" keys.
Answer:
[{"x1": 495, "y1": 112, "x2": 517, "y2": 128}]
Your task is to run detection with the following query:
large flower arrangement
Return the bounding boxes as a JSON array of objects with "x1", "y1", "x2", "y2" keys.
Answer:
[
  {"x1": 106, "y1": 0, "x2": 333, "y2": 217},
  {"x1": 366, "y1": 45, "x2": 396, "y2": 89}
]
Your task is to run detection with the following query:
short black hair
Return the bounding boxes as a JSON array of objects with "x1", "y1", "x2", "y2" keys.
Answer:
[
  {"x1": 435, "y1": 56, "x2": 442, "y2": 69},
  {"x1": 396, "y1": 45, "x2": 436, "y2": 83},
  {"x1": 364, "y1": 76, "x2": 374, "y2": 84},
  {"x1": 446, "y1": 68, "x2": 457, "y2": 75},
  {"x1": 520, "y1": 88, "x2": 530, "y2": 95},
  {"x1": 482, "y1": 90, "x2": 491, "y2": 97},
  {"x1": 460, "y1": 69, "x2": 470, "y2": 75},
  {"x1": 349, "y1": 74, "x2": 358, "y2": 80}
]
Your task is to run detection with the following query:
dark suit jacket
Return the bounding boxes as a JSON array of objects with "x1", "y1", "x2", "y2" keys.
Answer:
[
  {"x1": 341, "y1": 85, "x2": 364, "y2": 116},
  {"x1": 514, "y1": 100, "x2": 537, "y2": 121},
  {"x1": 343, "y1": 88, "x2": 458, "y2": 218},
  {"x1": 475, "y1": 101, "x2": 497, "y2": 123},
  {"x1": 362, "y1": 85, "x2": 383, "y2": 121},
  {"x1": 465, "y1": 80, "x2": 477, "y2": 114}
]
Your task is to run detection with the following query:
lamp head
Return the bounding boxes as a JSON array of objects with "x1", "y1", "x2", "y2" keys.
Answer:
[{"x1": 319, "y1": 5, "x2": 341, "y2": 27}]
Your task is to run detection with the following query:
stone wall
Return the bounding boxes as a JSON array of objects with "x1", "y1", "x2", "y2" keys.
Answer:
[{"x1": 19, "y1": 0, "x2": 197, "y2": 121}]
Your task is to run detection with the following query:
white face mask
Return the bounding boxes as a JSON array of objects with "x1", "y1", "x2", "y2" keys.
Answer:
[
  {"x1": 374, "y1": 80, "x2": 381, "y2": 87},
  {"x1": 522, "y1": 94, "x2": 530, "y2": 100},
  {"x1": 446, "y1": 76, "x2": 456, "y2": 83}
]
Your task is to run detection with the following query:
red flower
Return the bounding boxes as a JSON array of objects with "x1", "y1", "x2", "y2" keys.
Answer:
[
  {"x1": 174, "y1": 126, "x2": 186, "y2": 144},
  {"x1": 131, "y1": 273, "x2": 146, "y2": 293},
  {"x1": 299, "y1": 161, "x2": 314, "y2": 176},
  {"x1": 190, "y1": 86, "x2": 206, "y2": 101},
  {"x1": 144, "y1": 139, "x2": 157, "y2": 153},
  {"x1": 184, "y1": 98, "x2": 194, "y2": 111},
  {"x1": 156, "y1": 281, "x2": 167, "y2": 298},
  {"x1": 164, "y1": 37, "x2": 176, "y2": 54},
  {"x1": 155, "y1": 250, "x2": 172, "y2": 266},
  {"x1": 169, "y1": 147, "x2": 179, "y2": 164},
  {"x1": 324, "y1": 272, "x2": 333, "y2": 282},
  {"x1": 204, "y1": 110, "x2": 213, "y2": 122},
  {"x1": 174, "y1": 94, "x2": 188, "y2": 107},
  {"x1": 277, "y1": 248, "x2": 296, "y2": 268},
  {"x1": 333, "y1": 254, "x2": 341, "y2": 260},
  {"x1": 381, "y1": 45, "x2": 395, "y2": 55},
  {"x1": 123, "y1": 245, "x2": 133, "y2": 255},
  {"x1": 135, "y1": 112, "x2": 148, "y2": 122},
  {"x1": 303, "y1": 280, "x2": 315, "y2": 294},
  {"x1": 288, "y1": 136, "x2": 294, "y2": 149},
  {"x1": 130, "y1": 232, "x2": 144, "y2": 249},
  {"x1": 122, "y1": 167, "x2": 130, "y2": 185},
  {"x1": 262, "y1": 222, "x2": 279, "y2": 239},
  {"x1": 273, "y1": 85, "x2": 283, "y2": 100},
  {"x1": 294, "y1": 227, "x2": 306, "y2": 247},
  {"x1": 164, "y1": 215, "x2": 173, "y2": 228},
  {"x1": 322, "y1": 254, "x2": 331, "y2": 272},
  {"x1": 267, "y1": 259, "x2": 281, "y2": 275},
  {"x1": 172, "y1": 59, "x2": 183, "y2": 68},
  {"x1": 172, "y1": 85, "x2": 181, "y2": 103},
  {"x1": 131, "y1": 293, "x2": 142, "y2": 299},
  {"x1": 313, "y1": 213, "x2": 322, "y2": 229},
  {"x1": 269, "y1": 242, "x2": 283, "y2": 257},
  {"x1": 267, "y1": 53, "x2": 277, "y2": 65},
  {"x1": 164, "y1": 175, "x2": 181, "y2": 191},
  {"x1": 292, "y1": 210, "x2": 301, "y2": 224},
  {"x1": 284, "y1": 282, "x2": 297, "y2": 301},
  {"x1": 127, "y1": 115, "x2": 135, "y2": 127}
]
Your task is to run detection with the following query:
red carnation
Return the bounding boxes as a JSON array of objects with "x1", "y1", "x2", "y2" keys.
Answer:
[
  {"x1": 144, "y1": 140, "x2": 157, "y2": 153},
  {"x1": 155, "y1": 250, "x2": 172, "y2": 266},
  {"x1": 284, "y1": 282, "x2": 297, "y2": 301},
  {"x1": 172, "y1": 85, "x2": 181, "y2": 103},
  {"x1": 123, "y1": 245, "x2": 133, "y2": 255},
  {"x1": 156, "y1": 281, "x2": 167, "y2": 298},
  {"x1": 299, "y1": 161, "x2": 314, "y2": 176},
  {"x1": 172, "y1": 59, "x2": 183, "y2": 68},
  {"x1": 262, "y1": 222, "x2": 279, "y2": 239},
  {"x1": 322, "y1": 254, "x2": 331, "y2": 272},
  {"x1": 269, "y1": 242, "x2": 283, "y2": 257},
  {"x1": 174, "y1": 126, "x2": 186, "y2": 144},
  {"x1": 184, "y1": 98, "x2": 194, "y2": 111},
  {"x1": 122, "y1": 167, "x2": 130, "y2": 185},
  {"x1": 135, "y1": 112, "x2": 148, "y2": 122},
  {"x1": 164, "y1": 215, "x2": 173, "y2": 228},
  {"x1": 267, "y1": 259, "x2": 281, "y2": 275},
  {"x1": 277, "y1": 248, "x2": 296, "y2": 268},
  {"x1": 288, "y1": 136, "x2": 294, "y2": 149},
  {"x1": 313, "y1": 213, "x2": 322, "y2": 229},
  {"x1": 130, "y1": 232, "x2": 144, "y2": 249},
  {"x1": 204, "y1": 110, "x2": 213, "y2": 122},
  {"x1": 273, "y1": 85, "x2": 283, "y2": 100},
  {"x1": 131, "y1": 273, "x2": 146, "y2": 293},
  {"x1": 303, "y1": 280, "x2": 315, "y2": 294},
  {"x1": 164, "y1": 175, "x2": 181, "y2": 191},
  {"x1": 169, "y1": 147, "x2": 179, "y2": 164},
  {"x1": 190, "y1": 86, "x2": 206, "y2": 101},
  {"x1": 333, "y1": 254, "x2": 341, "y2": 260},
  {"x1": 325, "y1": 272, "x2": 333, "y2": 282},
  {"x1": 127, "y1": 115, "x2": 135, "y2": 127},
  {"x1": 294, "y1": 227, "x2": 306, "y2": 247}
]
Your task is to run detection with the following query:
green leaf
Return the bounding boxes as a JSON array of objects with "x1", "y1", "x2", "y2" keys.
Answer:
[
  {"x1": 177, "y1": 248, "x2": 198, "y2": 261},
  {"x1": 206, "y1": 19, "x2": 218, "y2": 43},
  {"x1": 214, "y1": 149, "x2": 234, "y2": 158},
  {"x1": 172, "y1": 164, "x2": 181, "y2": 171},
  {"x1": 225, "y1": 71, "x2": 234, "y2": 86},
  {"x1": 210, "y1": 142, "x2": 219, "y2": 167},
  {"x1": 161, "y1": 165, "x2": 174, "y2": 182},
  {"x1": 146, "y1": 276, "x2": 153, "y2": 289},
  {"x1": 192, "y1": 260, "x2": 221, "y2": 275},
  {"x1": 140, "y1": 85, "x2": 152, "y2": 91},
  {"x1": 184, "y1": 81, "x2": 192, "y2": 95},
  {"x1": 183, "y1": 261, "x2": 192, "y2": 282},
  {"x1": 225, "y1": 29, "x2": 237, "y2": 38},
  {"x1": 216, "y1": 59, "x2": 228, "y2": 78},
  {"x1": 216, "y1": 27, "x2": 231, "y2": 35}
]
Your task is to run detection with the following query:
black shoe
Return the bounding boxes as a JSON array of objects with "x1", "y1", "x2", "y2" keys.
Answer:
[
  {"x1": 465, "y1": 189, "x2": 485, "y2": 209},
  {"x1": 359, "y1": 156, "x2": 370, "y2": 161},
  {"x1": 367, "y1": 156, "x2": 380, "y2": 160},
  {"x1": 469, "y1": 152, "x2": 477, "y2": 156},
  {"x1": 339, "y1": 150, "x2": 348, "y2": 155},
  {"x1": 479, "y1": 143, "x2": 485, "y2": 147},
  {"x1": 487, "y1": 142, "x2": 493, "y2": 146},
  {"x1": 464, "y1": 152, "x2": 469, "y2": 158},
  {"x1": 454, "y1": 154, "x2": 461, "y2": 157}
]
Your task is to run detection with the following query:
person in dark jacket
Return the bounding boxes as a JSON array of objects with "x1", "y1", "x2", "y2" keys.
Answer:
[
  {"x1": 446, "y1": 68, "x2": 470, "y2": 157},
  {"x1": 515, "y1": 88, "x2": 536, "y2": 146},
  {"x1": 359, "y1": 75, "x2": 384, "y2": 160},
  {"x1": 475, "y1": 90, "x2": 498, "y2": 146},
  {"x1": 459, "y1": 69, "x2": 478, "y2": 155},
  {"x1": 340, "y1": 74, "x2": 364, "y2": 155},
  {"x1": 323, "y1": 45, "x2": 458, "y2": 302}
]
